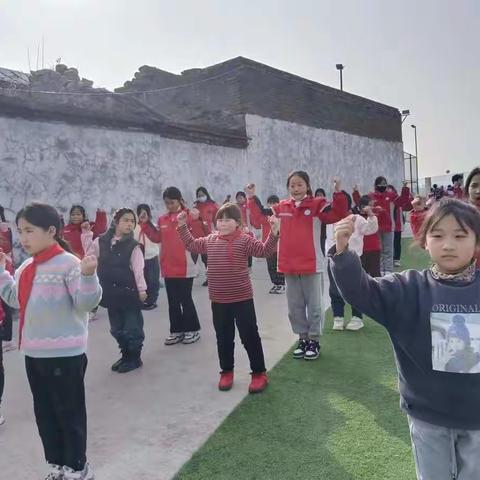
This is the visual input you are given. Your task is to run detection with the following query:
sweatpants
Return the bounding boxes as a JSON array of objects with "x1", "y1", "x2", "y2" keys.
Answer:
[
  {"x1": 107, "y1": 307, "x2": 145, "y2": 355},
  {"x1": 25, "y1": 354, "x2": 88, "y2": 471},
  {"x1": 266, "y1": 254, "x2": 285, "y2": 286},
  {"x1": 327, "y1": 265, "x2": 362, "y2": 319},
  {"x1": 408, "y1": 416, "x2": 480, "y2": 480},
  {"x1": 212, "y1": 299, "x2": 266, "y2": 373},
  {"x1": 379, "y1": 231, "x2": 394, "y2": 274},
  {"x1": 164, "y1": 278, "x2": 201, "y2": 333},
  {"x1": 285, "y1": 273, "x2": 325, "y2": 339},
  {"x1": 394, "y1": 231, "x2": 402, "y2": 262},
  {"x1": 143, "y1": 256, "x2": 160, "y2": 306}
]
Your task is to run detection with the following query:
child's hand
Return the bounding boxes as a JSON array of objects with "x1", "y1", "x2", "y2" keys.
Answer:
[
  {"x1": 334, "y1": 215, "x2": 355, "y2": 253},
  {"x1": 177, "y1": 211, "x2": 188, "y2": 226},
  {"x1": 353, "y1": 184, "x2": 358, "y2": 192},
  {"x1": 363, "y1": 206, "x2": 374, "y2": 217},
  {"x1": 139, "y1": 291, "x2": 147, "y2": 303},
  {"x1": 268, "y1": 216, "x2": 280, "y2": 236},
  {"x1": 81, "y1": 221, "x2": 91, "y2": 233},
  {"x1": 138, "y1": 211, "x2": 149, "y2": 223},
  {"x1": 333, "y1": 177, "x2": 341, "y2": 192},
  {"x1": 0, "y1": 251, "x2": 6, "y2": 269},
  {"x1": 245, "y1": 183, "x2": 256, "y2": 199},
  {"x1": 81, "y1": 255, "x2": 97, "y2": 276},
  {"x1": 190, "y1": 208, "x2": 200, "y2": 220}
]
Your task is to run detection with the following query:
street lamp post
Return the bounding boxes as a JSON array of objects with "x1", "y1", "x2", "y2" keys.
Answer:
[
  {"x1": 411, "y1": 125, "x2": 419, "y2": 193},
  {"x1": 336, "y1": 64, "x2": 344, "y2": 91}
]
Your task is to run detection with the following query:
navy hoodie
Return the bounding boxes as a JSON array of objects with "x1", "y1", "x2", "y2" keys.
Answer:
[{"x1": 330, "y1": 248, "x2": 480, "y2": 430}]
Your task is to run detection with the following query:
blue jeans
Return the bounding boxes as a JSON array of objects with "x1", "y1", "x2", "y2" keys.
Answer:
[
  {"x1": 107, "y1": 307, "x2": 145, "y2": 353},
  {"x1": 409, "y1": 416, "x2": 480, "y2": 479}
]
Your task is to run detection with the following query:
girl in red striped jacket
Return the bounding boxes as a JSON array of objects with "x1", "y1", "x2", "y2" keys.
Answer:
[
  {"x1": 268, "y1": 171, "x2": 348, "y2": 361},
  {"x1": 177, "y1": 202, "x2": 279, "y2": 394},
  {"x1": 142, "y1": 187, "x2": 201, "y2": 346}
]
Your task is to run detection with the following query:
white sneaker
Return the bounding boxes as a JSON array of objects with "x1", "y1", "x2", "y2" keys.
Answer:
[
  {"x1": 0, "y1": 413, "x2": 5, "y2": 427},
  {"x1": 276, "y1": 285, "x2": 286, "y2": 294},
  {"x1": 63, "y1": 463, "x2": 94, "y2": 479},
  {"x1": 44, "y1": 464, "x2": 63, "y2": 480},
  {"x1": 333, "y1": 317, "x2": 345, "y2": 330},
  {"x1": 182, "y1": 331, "x2": 201, "y2": 344},
  {"x1": 164, "y1": 333, "x2": 185, "y2": 345},
  {"x1": 346, "y1": 316, "x2": 364, "y2": 331}
]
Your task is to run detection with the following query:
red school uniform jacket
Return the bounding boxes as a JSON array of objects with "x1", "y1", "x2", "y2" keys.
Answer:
[
  {"x1": 248, "y1": 196, "x2": 272, "y2": 242},
  {"x1": 272, "y1": 192, "x2": 349, "y2": 275},
  {"x1": 142, "y1": 210, "x2": 197, "y2": 278},
  {"x1": 367, "y1": 187, "x2": 412, "y2": 233},
  {"x1": 193, "y1": 200, "x2": 218, "y2": 234},
  {"x1": 62, "y1": 210, "x2": 108, "y2": 259},
  {"x1": 0, "y1": 255, "x2": 14, "y2": 328}
]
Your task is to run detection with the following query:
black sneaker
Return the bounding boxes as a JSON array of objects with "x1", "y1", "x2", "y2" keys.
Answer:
[
  {"x1": 304, "y1": 340, "x2": 320, "y2": 360},
  {"x1": 293, "y1": 339, "x2": 307, "y2": 359},
  {"x1": 117, "y1": 356, "x2": 143, "y2": 373},
  {"x1": 111, "y1": 350, "x2": 127, "y2": 371}
]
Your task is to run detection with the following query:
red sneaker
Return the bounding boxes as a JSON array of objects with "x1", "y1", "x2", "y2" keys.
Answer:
[
  {"x1": 218, "y1": 371, "x2": 234, "y2": 391},
  {"x1": 249, "y1": 372, "x2": 269, "y2": 394}
]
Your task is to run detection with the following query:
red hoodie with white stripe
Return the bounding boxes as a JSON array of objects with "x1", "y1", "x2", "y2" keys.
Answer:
[
  {"x1": 142, "y1": 210, "x2": 198, "y2": 278},
  {"x1": 272, "y1": 192, "x2": 349, "y2": 275}
]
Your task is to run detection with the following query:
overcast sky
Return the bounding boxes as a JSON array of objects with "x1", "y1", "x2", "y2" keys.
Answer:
[{"x1": 1, "y1": 0, "x2": 478, "y2": 178}]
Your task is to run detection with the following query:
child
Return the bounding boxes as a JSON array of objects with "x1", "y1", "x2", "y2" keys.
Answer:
[
  {"x1": 63, "y1": 205, "x2": 107, "y2": 322},
  {"x1": 142, "y1": 187, "x2": 201, "y2": 345},
  {"x1": 0, "y1": 253, "x2": 13, "y2": 427},
  {"x1": 358, "y1": 178, "x2": 411, "y2": 275},
  {"x1": 0, "y1": 202, "x2": 101, "y2": 480},
  {"x1": 245, "y1": 186, "x2": 285, "y2": 294},
  {"x1": 193, "y1": 187, "x2": 218, "y2": 287},
  {"x1": 62, "y1": 205, "x2": 107, "y2": 259},
  {"x1": 330, "y1": 198, "x2": 480, "y2": 480},
  {"x1": 82, "y1": 208, "x2": 147, "y2": 373},
  {"x1": 357, "y1": 195, "x2": 382, "y2": 278},
  {"x1": 135, "y1": 204, "x2": 160, "y2": 310},
  {"x1": 314, "y1": 189, "x2": 328, "y2": 255},
  {"x1": 266, "y1": 171, "x2": 348, "y2": 360},
  {"x1": 326, "y1": 192, "x2": 378, "y2": 331},
  {"x1": 464, "y1": 166, "x2": 480, "y2": 210},
  {"x1": 389, "y1": 184, "x2": 413, "y2": 268},
  {"x1": 177, "y1": 202, "x2": 280, "y2": 393},
  {"x1": 410, "y1": 196, "x2": 429, "y2": 239}
]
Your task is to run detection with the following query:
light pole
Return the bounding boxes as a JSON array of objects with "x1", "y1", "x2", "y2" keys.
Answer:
[
  {"x1": 336, "y1": 64, "x2": 344, "y2": 91},
  {"x1": 411, "y1": 125, "x2": 419, "y2": 193},
  {"x1": 401, "y1": 109, "x2": 410, "y2": 124}
]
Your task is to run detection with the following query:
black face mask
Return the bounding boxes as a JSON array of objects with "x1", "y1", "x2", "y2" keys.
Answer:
[{"x1": 376, "y1": 185, "x2": 387, "y2": 193}]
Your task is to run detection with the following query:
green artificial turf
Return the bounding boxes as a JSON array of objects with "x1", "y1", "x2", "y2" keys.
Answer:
[{"x1": 175, "y1": 240, "x2": 430, "y2": 480}]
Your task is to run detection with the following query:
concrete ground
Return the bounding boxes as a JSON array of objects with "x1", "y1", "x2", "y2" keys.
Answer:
[{"x1": 0, "y1": 260, "x2": 299, "y2": 480}]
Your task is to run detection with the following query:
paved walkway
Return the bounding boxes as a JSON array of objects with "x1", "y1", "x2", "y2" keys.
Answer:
[{"x1": 0, "y1": 260, "x2": 300, "y2": 480}]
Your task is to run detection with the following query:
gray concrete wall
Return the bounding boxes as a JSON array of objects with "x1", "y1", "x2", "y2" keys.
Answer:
[{"x1": 0, "y1": 114, "x2": 403, "y2": 222}]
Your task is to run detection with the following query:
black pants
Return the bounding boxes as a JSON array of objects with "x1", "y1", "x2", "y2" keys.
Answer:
[
  {"x1": 361, "y1": 250, "x2": 381, "y2": 278},
  {"x1": 266, "y1": 254, "x2": 285, "y2": 286},
  {"x1": 192, "y1": 253, "x2": 208, "y2": 268},
  {"x1": 25, "y1": 354, "x2": 88, "y2": 471},
  {"x1": 212, "y1": 299, "x2": 266, "y2": 373},
  {"x1": 164, "y1": 278, "x2": 201, "y2": 333},
  {"x1": 0, "y1": 340, "x2": 3, "y2": 407},
  {"x1": 394, "y1": 231, "x2": 402, "y2": 261},
  {"x1": 107, "y1": 307, "x2": 145, "y2": 354},
  {"x1": 327, "y1": 265, "x2": 363, "y2": 319},
  {"x1": 144, "y1": 257, "x2": 160, "y2": 306}
]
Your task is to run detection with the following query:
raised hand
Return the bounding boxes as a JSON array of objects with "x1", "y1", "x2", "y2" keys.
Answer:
[
  {"x1": 138, "y1": 211, "x2": 149, "y2": 223},
  {"x1": 177, "y1": 210, "x2": 188, "y2": 226},
  {"x1": 245, "y1": 183, "x2": 256, "y2": 198},
  {"x1": 334, "y1": 215, "x2": 355, "y2": 253},
  {"x1": 81, "y1": 221, "x2": 91, "y2": 233},
  {"x1": 353, "y1": 184, "x2": 359, "y2": 192},
  {"x1": 333, "y1": 177, "x2": 341, "y2": 192},
  {"x1": 268, "y1": 215, "x2": 280, "y2": 236},
  {"x1": 80, "y1": 255, "x2": 97, "y2": 276},
  {"x1": 363, "y1": 205, "x2": 374, "y2": 217}
]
